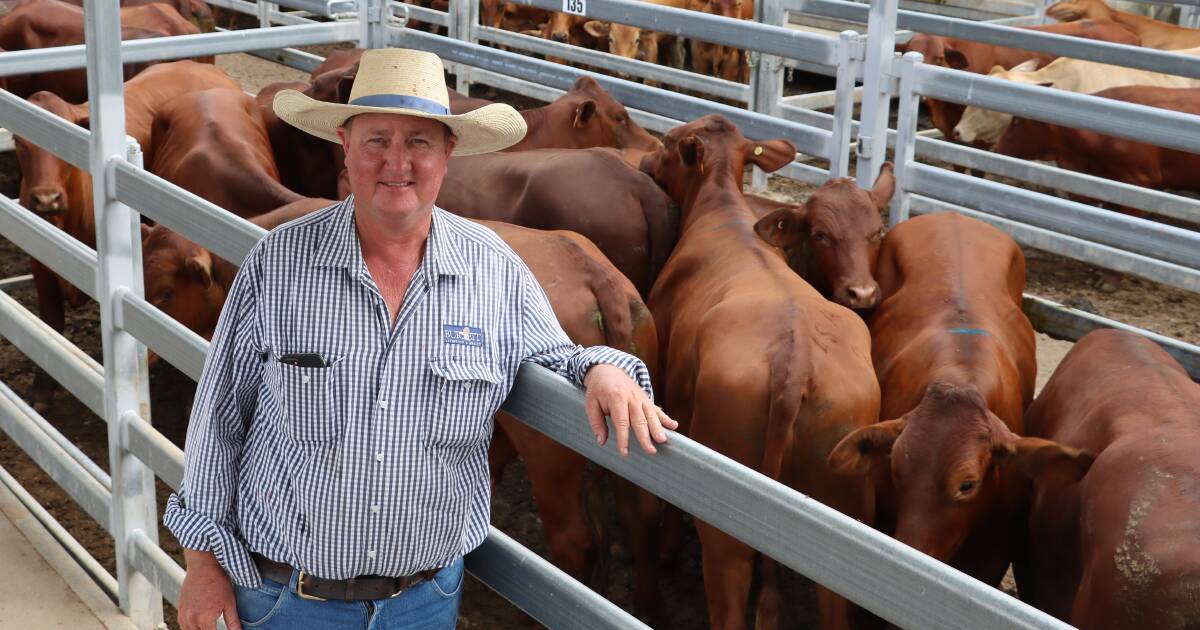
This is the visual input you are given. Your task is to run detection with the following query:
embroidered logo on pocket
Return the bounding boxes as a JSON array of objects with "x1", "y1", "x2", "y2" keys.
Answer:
[{"x1": 443, "y1": 325, "x2": 485, "y2": 347}]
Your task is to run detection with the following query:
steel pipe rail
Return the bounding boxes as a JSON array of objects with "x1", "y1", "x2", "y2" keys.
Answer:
[
  {"x1": 0, "y1": 381, "x2": 110, "y2": 490},
  {"x1": 476, "y1": 26, "x2": 750, "y2": 101},
  {"x1": 506, "y1": 0, "x2": 840, "y2": 65},
  {"x1": 275, "y1": 0, "x2": 357, "y2": 16},
  {"x1": 914, "y1": 64, "x2": 1200, "y2": 156},
  {"x1": 122, "y1": 412, "x2": 185, "y2": 492},
  {"x1": 499, "y1": 364, "x2": 1073, "y2": 630},
  {"x1": 910, "y1": 164, "x2": 1200, "y2": 272},
  {"x1": 0, "y1": 22, "x2": 357, "y2": 77},
  {"x1": 0, "y1": 90, "x2": 90, "y2": 168},
  {"x1": 117, "y1": 290, "x2": 209, "y2": 382},
  {"x1": 0, "y1": 383, "x2": 113, "y2": 533},
  {"x1": 113, "y1": 161, "x2": 266, "y2": 267},
  {"x1": 391, "y1": 2, "x2": 452, "y2": 26},
  {"x1": 0, "y1": 196, "x2": 97, "y2": 299},
  {"x1": 0, "y1": 288, "x2": 106, "y2": 416},
  {"x1": 1023, "y1": 294, "x2": 1200, "y2": 380},
  {"x1": 909, "y1": 194, "x2": 1200, "y2": 292},
  {"x1": 466, "y1": 528, "x2": 651, "y2": 630},
  {"x1": 397, "y1": 28, "x2": 834, "y2": 157},
  {"x1": 795, "y1": 0, "x2": 1200, "y2": 77},
  {"x1": 127, "y1": 529, "x2": 186, "y2": 606}
]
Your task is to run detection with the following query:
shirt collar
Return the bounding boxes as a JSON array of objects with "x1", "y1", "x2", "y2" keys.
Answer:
[{"x1": 312, "y1": 196, "x2": 471, "y2": 280}]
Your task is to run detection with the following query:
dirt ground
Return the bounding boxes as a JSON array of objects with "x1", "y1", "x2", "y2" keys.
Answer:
[{"x1": 0, "y1": 49, "x2": 1196, "y2": 630}]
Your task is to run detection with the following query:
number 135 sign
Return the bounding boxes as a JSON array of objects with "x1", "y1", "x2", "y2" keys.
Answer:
[{"x1": 562, "y1": 0, "x2": 585, "y2": 15}]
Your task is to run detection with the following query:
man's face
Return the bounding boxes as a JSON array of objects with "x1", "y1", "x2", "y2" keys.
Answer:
[{"x1": 337, "y1": 113, "x2": 456, "y2": 223}]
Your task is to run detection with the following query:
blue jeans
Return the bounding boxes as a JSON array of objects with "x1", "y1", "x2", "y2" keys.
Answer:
[{"x1": 232, "y1": 557, "x2": 464, "y2": 629}]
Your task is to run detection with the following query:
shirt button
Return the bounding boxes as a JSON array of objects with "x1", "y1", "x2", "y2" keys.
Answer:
[
  {"x1": 302, "y1": 375, "x2": 311, "y2": 384},
  {"x1": 463, "y1": 382, "x2": 473, "y2": 390},
  {"x1": 370, "y1": 504, "x2": 380, "y2": 514},
  {"x1": 367, "y1": 550, "x2": 377, "y2": 559},
  {"x1": 378, "y1": 400, "x2": 388, "y2": 409},
  {"x1": 375, "y1": 452, "x2": 385, "y2": 462}
]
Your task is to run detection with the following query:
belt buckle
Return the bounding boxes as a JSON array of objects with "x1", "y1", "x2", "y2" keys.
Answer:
[{"x1": 296, "y1": 571, "x2": 327, "y2": 601}]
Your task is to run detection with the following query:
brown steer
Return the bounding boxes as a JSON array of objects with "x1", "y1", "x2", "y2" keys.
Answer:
[
  {"x1": 642, "y1": 114, "x2": 879, "y2": 629},
  {"x1": 828, "y1": 212, "x2": 1037, "y2": 586},
  {"x1": 1017, "y1": 329, "x2": 1199, "y2": 629},
  {"x1": 1048, "y1": 0, "x2": 1200, "y2": 49}
]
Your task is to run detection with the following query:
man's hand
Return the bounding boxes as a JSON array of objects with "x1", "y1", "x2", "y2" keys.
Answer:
[
  {"x1": 584, "y1": 364, "x2": 678, "y2": 456},
  {"x1": 178, "y1": 550, "x2": 242, "y2": 630}
]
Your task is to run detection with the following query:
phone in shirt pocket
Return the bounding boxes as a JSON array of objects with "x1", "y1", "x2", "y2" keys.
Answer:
[
  {"x1": 427, "y1": 357, "x2": 502, "y2": 452},
  {"x1": 271, "y1": 351, "x2": 343, "y2": 443}
]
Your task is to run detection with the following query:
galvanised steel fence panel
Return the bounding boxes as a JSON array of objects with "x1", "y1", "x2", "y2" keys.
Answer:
[
  {"x1": 0, "y1": 380, "x2": 109, "y2": 489},
  {"x1": 0, "y1": 194, "x2": 97, "y2": 300}
]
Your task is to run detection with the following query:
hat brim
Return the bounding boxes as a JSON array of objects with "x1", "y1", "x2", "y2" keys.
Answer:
[{"x1": 272, "y1": 89, "x2": 528, "y2": 156}]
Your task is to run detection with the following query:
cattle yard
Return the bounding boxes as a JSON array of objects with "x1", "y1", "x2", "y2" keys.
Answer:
[{"x1": 0, "y1": 0, "x2": 1198, "y2": 628}]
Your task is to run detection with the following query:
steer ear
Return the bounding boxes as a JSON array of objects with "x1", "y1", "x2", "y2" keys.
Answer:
[
  {"x1": 582, "y1": 20, "x2": 609, "y2": 38},
  {"x1": 870, "y1": 162, "x2": 896, "y2": 210},
  {"x1": 744, "y1": 139, "x2": 795, "y2": 173},
  {"x1": 185, "y1": 252, "x2": 213, "y2": 289},
  {"x1": 677, "y1": 135, "x2": 705, "y2": 169},
  {"x1": 944, "y1": 47, "x2": 969, "y2": 70},
  {"x1": 335, "y1": 62, "x2": 359, "y2": 104},
  {"x1": 1009, "y1": 58, "x2": 1040, "y2": 73},
  {"x1": 573, "y1": 99, "x2": 597, "y2": 128},
  {"x1": 140, "y1": 223, "x2": 152, "y2": 244},
  {"x1": 753, "y1": 206, "x2": 808, "y2": 249},
  {"x1": 992, "y1": 434, "x2": 1095, "y2": 486},
  {"x1": 828, "y1": 418, "x2": 906, "y2": 475}
]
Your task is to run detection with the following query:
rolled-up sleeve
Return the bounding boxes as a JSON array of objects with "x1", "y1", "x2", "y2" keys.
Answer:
[
  {"x1": 163, "y1": 246, "x2": 266, "y2": 585},
  {"x1": 519, "y1": 273, "x2": 653, "y2": 400}
]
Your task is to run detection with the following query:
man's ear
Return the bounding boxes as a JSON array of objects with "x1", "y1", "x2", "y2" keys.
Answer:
[
  {"x1": 573, "y1": 100, "x2": 597, "y2": 128},
  {"x1": 992, "y1": 434, "x2": 1095, "y2": 486},
  {"x1": 828, "y1": 418, "x2": 906, "y2": 475},
  {"x1": 753, "y1": 206, "x2": 808, "y2": 249},
  {"x1": 744, "y1": 139, "x2": 796, "y2": 173},
  {"x1": 871, "y1": 162, "x2": 896, "y2": 211}
]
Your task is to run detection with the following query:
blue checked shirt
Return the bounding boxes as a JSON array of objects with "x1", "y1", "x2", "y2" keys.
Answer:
[{"x1": 163, "y1": 197, "x2": 653, "y2": 587}]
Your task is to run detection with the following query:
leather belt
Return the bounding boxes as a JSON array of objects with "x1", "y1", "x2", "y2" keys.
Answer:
[{"x1": 252, "y1": 553, "x2": 439, "y2": 602}]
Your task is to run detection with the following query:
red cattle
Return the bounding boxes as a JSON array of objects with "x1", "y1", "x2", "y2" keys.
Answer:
[
  {"x1": 688, "y1": 0, "x2": 753, "y2": 82},
  {"x1": 257, "y1": 75, "x2": 346, "y2": 199},
  {"x1": 1048, "y1": 0, "x2": 1200, "y2": 49},
  {"x1": 1017, "y1": 329, "x2": 1199, "y2": 629},
  {"x1": 994, "y1": 85, "x2": 1200, "y2": 209},
  {"x1": 0, "y1": 0, "x2": 205, "y2": 101},
  {"x1": 899, "y1": 20, "x2": 1140, "y2": 139},
  {"x1": 828, "y1": 213, "x2": 1037, "y2": 586},
  {"x1": 437, "y1": 148, "x2": 676, "y2": 296},
  {"x1": 58, "y1": 0, "x2": 215, "y2": 32},
  {"x1": 150, "y1": 88, "x2": 303, "y2": 219},
  {"x1": 642, "y1": 114, "x2": 879, "y2": 629}
]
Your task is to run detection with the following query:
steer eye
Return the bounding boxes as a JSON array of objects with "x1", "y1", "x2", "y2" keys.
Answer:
[
  {"x1": 812, "y1": 231, "x2": 829, "y2": 244},
  {"x1": 957, "y1": 479, "x2": 976, "y2": 495}
]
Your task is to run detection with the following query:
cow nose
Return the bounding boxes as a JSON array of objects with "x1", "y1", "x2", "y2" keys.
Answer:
[
  {"x1": 551, "y1": 32, "x2": 568, "y2": 42},
  {"x1": 846, "y1": 284, "x2": 881, "y2": 308},
  {"x1": 952, "y1": 128, "x2": 962, "y2": 142},
  {"x1": 32, "y1": 189, "x2": 63, "y2": 213}
]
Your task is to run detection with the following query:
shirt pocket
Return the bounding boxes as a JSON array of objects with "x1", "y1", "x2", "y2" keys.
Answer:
[
  {"x1": 275, "y1": 359, "x2": 343, "y2": 443},
  {"x1": 428, "y1": 358, "x2": 502, "y2": 450}
]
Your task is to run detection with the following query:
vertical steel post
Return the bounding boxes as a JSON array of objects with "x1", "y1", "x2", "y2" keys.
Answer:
[
  {"x1": 855, "y1": 0, "x2": 898, "y2": 188},
  {"x1": 829, "y1": 31, "x2": 862, "y2": 178},
  {"x1": 451, "y1": 0, "x2": 477, "y2": 92},
  {"x1": 1032, "y1": 0, "x2": 1050, "y2": 24},
  {"x1": 359, "y1": 0, "x2": 388, "y2": 48},
  {"x1": 889, "y1": 51, "x2": 921, "y2": 226},
  {"x1": 1181, "y1": 5, "x2": 1200, "y2": 28},
  {"x1": 83, "y1": 0, "x2": 162, "y2": 626},
  {"x1": 258, "y1": 0, "x2": 279, "y2": 28},
  {"x1": 748, "y1": 0, "x2": 784, "y2": 191}
]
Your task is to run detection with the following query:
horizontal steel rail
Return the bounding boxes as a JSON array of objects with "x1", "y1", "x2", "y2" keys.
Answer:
[
  {"x1": 0, "y1": 380, "x2": 110, "y2": 490},
  {"x1": 113, "y1": 161, "x2": 266, "y2": 267},
  {"x1": 910, "y1": 164, "x2": 1200, "y2": 271},
  {"x1": 795, "y1": 0, "x2": 1200, "y2": 77},
  {"x1": 507, "y1": 0, "x2": 840, "y2": 65},
  {"x1": 0, "y1": 380, "x2": 112, "y2": 532},
  {"x1": 127, "y1": 529, "x2": 186, "y2": 606},
  {"x1": 914, "y1": 64, "x2": 1200, "y2": 155},
  {"x1": 397, "y1": 28, "x2": 834, "y2": 157},
  {"x1": 466, "y1": 527, "x2": 650, "y2": 630},
  {"x1": 122, "y1": 412, "x2": 185, "y2": 492},
  {"x1": 0, "y1": 22, "x2": 358, "y2": 77},
  {"x1": 1023, "y1": 294, "x2": 1200, "y2": 380},
  {"x1": 0, "y1": 196, "x2": 96, "y2": 298},
  {"x1": 275, "y1": 0, "x2": 357, "y2": 16},
  {"x1": 393, "y1": 2, "x2": 452, "y2": 27},
  {"x1": 908, "y1": 194, "x2": 1200, "y2": 292},
  {"x1": 0, "y1": 288, "x2": 106, "y2": 416},
  {"x1": 0, "y1": 90, "x2": 90, "y2": 168},
  {"x1": 499, "y1": 364, "x2": 1071, "y2": 629},
  {"x1": 117, "y1": 290, "x2": 209, "y2": 382},
  {"x1": 476, "y1": 26, "x2": 750, "y2": 101}
]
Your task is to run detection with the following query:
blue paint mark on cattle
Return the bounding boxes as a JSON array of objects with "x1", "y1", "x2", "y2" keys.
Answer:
[
  {"x1": 948, "y1": 328, "x2": 990, "y2": 336},
  {"x1": 443, "y1": 325, "x2": 485, "y2": 347}
]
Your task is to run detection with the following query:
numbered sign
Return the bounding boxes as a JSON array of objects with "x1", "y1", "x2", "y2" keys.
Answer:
[{"x1": 562, "y1": 0, "x2": 586, "y2": 15}]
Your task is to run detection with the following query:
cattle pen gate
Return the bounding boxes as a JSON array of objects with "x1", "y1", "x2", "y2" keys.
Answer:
[{"x1": 0, "y1": 0, "x2": 1197, "y2": 626}]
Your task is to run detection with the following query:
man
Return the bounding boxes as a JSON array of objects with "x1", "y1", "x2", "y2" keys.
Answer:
[{"x1": 165, "y1": 48, "x2": 676, "y2": 630}]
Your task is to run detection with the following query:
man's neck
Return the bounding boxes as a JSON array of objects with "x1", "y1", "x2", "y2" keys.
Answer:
[{"x1": 355, "y1": 205, "x2": 434, "y2": 267}]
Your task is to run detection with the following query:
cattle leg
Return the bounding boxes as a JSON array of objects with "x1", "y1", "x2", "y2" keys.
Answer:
[
  {"x1": 29, "y1": 259, "x2": 66, "y2": 411},
  {"x1": 697, "y1": 522, "x2": 756, "y2": 630},
  {"x1": 610, "y1": 474, "x2": 665, "y2": 625},
  {"x1": 755, "y1": 556, "x2": 783, "y2": 630}
]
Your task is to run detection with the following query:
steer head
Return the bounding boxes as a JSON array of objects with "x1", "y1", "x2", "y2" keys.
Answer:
[
  {"x1": 753, "y1": 164, "x2": 893, "y2": 310},
  {"x1": 584, "y1": 20, "x2": 643, "y2": 64},
  {"x1": 15, "y1": 91, "x2": 89, "y2": 221},
  {"x1": 639, "y1": 115, "x2": 795, "y2": 215},
  {"x1": 953, "y1": 60, "x2": 1041, "y2": 147},
  {"x1": 142, "y1": 224, "x2": 235, "y2": 343},
  {"x1": 553, "y1": 75, "x2": 661, "y2": 151},
  {"x1": 542, "y1": 11, "x2": 578, "y2": 43},
  {"x1": 901, "y1": 33, "x2": 970, "y2": 70},
  {"x1": 1045, "y1": 0, "x2": 1113, "y2": 22},
  {"x1": 827, "y1": 382, "x2": 1094, "y2": 564}
]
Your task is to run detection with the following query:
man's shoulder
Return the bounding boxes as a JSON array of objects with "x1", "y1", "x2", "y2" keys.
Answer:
[
  {"x1": 434, "y1": 209, "x2": 528, "y2": 273},
  {"x1": 246, "y1": 199, "x2": 345, "y2": 264}
]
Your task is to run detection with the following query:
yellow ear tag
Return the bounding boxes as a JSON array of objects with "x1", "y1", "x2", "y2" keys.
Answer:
[{"x1": 754, "y1": 146, "x2": 764, "y2": 156}]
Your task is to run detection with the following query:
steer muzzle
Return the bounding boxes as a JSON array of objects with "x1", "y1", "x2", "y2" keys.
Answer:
[
  {"x1": 29, "y1": 188, "x2": 66, "y2": 218},
  {"x1": 842, "y1": 284, "x2": 882, "y2": 310}
]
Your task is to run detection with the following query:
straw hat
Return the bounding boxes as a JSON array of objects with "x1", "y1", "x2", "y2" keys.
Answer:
[{"x1": 272, "y1": 48, "x2": 526, "y2": 156}]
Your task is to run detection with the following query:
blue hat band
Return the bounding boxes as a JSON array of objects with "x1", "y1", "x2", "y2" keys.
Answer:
[{"x1": 348, "y1": 93, "x2": 450, "y2": 115}]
